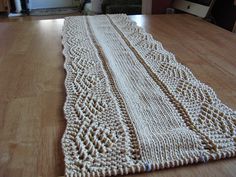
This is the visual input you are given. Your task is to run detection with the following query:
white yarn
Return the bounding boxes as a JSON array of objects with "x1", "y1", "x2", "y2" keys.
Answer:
[{"x1": 62, "y1": 14, "x2": 236, "y2": 177}]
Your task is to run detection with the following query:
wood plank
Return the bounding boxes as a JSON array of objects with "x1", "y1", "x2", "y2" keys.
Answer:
[
  {"x1": 0, "y1": 19, "x2": 66, "y2": 177},
  {"x1": 0, "y1": 14, "x2": 236, "y2": 177}
]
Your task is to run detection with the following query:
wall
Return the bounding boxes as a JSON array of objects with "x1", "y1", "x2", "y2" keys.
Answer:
[
  {"x1": 212, "y1": 0, "x2": 236, "y2": 31},
  {"x1": 142, "y1": 0, "x2": 152, "y2": 14},
  {"x1": 29, "y1": 0, "x2": 76, "y2": 9},
  {"x1": 152, "y1": 0, "x2": 173, "y2": 14}
]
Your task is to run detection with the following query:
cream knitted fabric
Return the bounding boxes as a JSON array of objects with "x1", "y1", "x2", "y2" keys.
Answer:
[{"x1": 62, "y1": 14, "x2": 236, "y2": 177}]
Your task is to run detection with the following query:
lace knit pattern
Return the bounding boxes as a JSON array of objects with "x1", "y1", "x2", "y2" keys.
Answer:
[{"x1": 62, "y1": 14, "x2": 236, "y2": 177}]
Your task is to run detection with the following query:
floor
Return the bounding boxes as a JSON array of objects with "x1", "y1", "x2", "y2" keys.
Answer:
[
  {"x1": 0, "y1": 14, "x2": 236, "y2": 177},
  {"x1": 0, "y1": 13, "x2": 81, "y2": 22}
]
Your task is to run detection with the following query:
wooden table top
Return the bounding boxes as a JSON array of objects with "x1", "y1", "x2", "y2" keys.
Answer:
[{"x1": 0, "y1": 14, "x2": 235, "y2": 177}]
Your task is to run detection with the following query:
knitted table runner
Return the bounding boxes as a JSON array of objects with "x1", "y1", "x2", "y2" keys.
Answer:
[{"x1": 62, "y1": 14, "x2": 236, "y2": 177}]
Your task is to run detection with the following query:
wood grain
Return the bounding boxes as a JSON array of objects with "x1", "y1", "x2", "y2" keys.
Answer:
[{"x1": 0, "y1": 14, "x2": 235, "y2": 177}]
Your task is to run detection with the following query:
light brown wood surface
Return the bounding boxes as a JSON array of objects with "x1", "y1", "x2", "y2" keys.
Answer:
[{"x1": 0, "y1": 14, "x2": 236, "y2": 177}]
